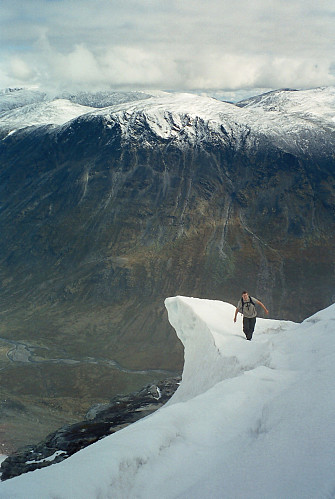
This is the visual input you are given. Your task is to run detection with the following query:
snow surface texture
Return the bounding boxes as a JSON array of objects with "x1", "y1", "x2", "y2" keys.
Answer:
[
  {"x1": 238, "y1": 86, "x2": 335, "y2": 126},
  {"x1": 0, "y1": 99, "x2": 96, "y2": 133},
  {"x1": 1, "y1": 296, "x2": 335, "y2": 498}
]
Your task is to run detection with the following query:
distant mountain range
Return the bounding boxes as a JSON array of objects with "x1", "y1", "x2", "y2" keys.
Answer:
[{"x1": 0, "y1": 86, "x2": 334, "y2": 449}]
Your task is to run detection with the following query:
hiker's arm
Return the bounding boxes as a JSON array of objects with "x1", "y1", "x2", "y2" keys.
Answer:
[
  {"x1": 256, "y1": 300, "x2": 269, "y2": 315},
  {"x1": 234, "y1": 307, "x2": 239, "y2": 322}
]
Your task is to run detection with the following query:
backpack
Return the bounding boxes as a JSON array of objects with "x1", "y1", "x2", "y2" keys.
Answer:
[{"x1": 241, "y1": 296, "x2": 255, "y2": 313}]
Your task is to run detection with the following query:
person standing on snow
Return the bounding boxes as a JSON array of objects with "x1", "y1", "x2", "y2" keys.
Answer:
[{"x1": 234, "y1": 291, "x2": 269, "y2": 340}]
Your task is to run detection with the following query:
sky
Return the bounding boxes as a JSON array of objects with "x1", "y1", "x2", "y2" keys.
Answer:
[
  {"x1": 1, "y1": 1, "x2": 335, "y2": 99},
  {"x1": 0, "y1": 296, "x2": 334, "y2": 498}
]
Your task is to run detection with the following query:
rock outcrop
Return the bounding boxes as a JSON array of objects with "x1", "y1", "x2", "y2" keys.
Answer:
[{"x1": 0, "y1": 376, "x2": 180, "y2": 480}]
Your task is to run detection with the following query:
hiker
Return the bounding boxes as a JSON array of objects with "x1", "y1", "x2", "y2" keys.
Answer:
[{"x1": 233, "y1": 291, "x2": 269, "y2": 340}]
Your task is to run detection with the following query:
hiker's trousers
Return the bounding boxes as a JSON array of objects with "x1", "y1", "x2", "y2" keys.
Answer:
[{"x1": 243, "y1": 316, "x2": 256, "y2": 340}]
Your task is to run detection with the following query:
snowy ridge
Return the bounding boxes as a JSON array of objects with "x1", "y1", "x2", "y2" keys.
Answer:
[
  {"x1": 0, "y1": 87, "x2": 47, "y2": 113},
  {"x1": 1, "y1": 296, "x2": 335, "y2": 498},
  {"x1": 63, "y1": 88, "x2": 335, "y2": 158},
  {"x1": 1, "y1": 88, "x2": 335, "y2": 156},
  {"x1": 238, "y1": 87, "x2": 335, "y2": 125},
  {"x1": 0, "y1": 99, "x2": 95, "y2": 131},
  {"x1": 59, "y1": 89, "x2": 166, "y2": 108},
  {"x1": 0, "y1": 87, "x2": 158, "y2": 113},
  {"x1": 58, "y1": 89, "x2": 333, "y2": 157},
  {"x1": 87, "y1": 92, "x2": 250, "y2": 143},
  {"x1": 164, "y1": 297, "x2": 292, "y2": 403},
  {"x1": 0, "y1": 88, "x2": 164, "y2": 130}
]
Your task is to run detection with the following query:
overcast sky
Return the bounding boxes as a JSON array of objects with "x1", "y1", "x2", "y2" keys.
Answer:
[{"x1": 1, "y1": 0, "x2": 335, "y2": 97}]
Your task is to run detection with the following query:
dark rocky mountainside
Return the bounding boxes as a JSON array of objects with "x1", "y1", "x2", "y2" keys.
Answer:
[{"x1": 0, "y1": 88, "x2": 334, "y2": 449}]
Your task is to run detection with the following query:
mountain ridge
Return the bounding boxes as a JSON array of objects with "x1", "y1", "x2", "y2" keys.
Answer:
[{"x1": 2, "y1": 88, "x2": 334, "y2": 159}]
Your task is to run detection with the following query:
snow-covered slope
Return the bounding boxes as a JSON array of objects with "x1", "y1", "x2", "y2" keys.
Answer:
[
  {"x1": 238, "y1": 87, "x2": 335, "y2": 126},
  {"x1": 0, "y1": 87, "x2": 47, "y2": 113},
  {"x1": 109, "y1": 90, "x2": 334, "y2": 157},
  {"x1": 0, "y1": 88, "x2": 162, "y2": 130},
  {"x1": 0, "y1": 99, "x2": 96, "y2": 131},
  {"x1": 0, "y1": 87, "x2": 156, "y2": 113},
  {"x1": 59, "y1": 89, "x2": 162, "y2": 108},
  {"x1": 1, "y1": 296, "x2": 334, "y2": 498},
  {"x1": 1, "y1": 88, "x2": 335, "y2": 156}
]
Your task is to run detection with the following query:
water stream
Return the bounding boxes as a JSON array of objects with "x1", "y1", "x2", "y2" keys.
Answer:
[{"x1": 0, "y1": 336, "x2": 177, "y2": 377}]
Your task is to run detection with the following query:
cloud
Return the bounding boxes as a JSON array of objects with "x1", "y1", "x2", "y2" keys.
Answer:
[
  {"x1": 9, "y1": 57, "x2": 34, "y2": 82},
  {"x1": 1, "y1": 0, "x2": 335, "y2": 91}
]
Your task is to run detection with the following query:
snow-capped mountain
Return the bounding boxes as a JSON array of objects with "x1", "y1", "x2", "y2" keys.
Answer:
[
  {"x1": 0, "y1": 99, "x2": 96, "y2": 131},
  {"x1": 87, "y1": 89, "x2": 335, "y2": 157},
  {"x1": 0, "y1": 87, "x2": 157, "y2": 113},
  {"x1": 238, "y1": 86, "x2": 335, "y2": 126},
  {"x1": 1, "y1": 297, "x2": 334, "y2": 498},
  {"x1": 2, "y1": 87, "x2": 334, "y2": 157},
  {"x1": 59, "y1": 89, "x2": 160, "y2": 108},
  {"x1": 0, "y1": 87, "x2": 160, "y2": 130},
  {"x1": 0, "y1": 87, "x2": 48, "y2": 113}
]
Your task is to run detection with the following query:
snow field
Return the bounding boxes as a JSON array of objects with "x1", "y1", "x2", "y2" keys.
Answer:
[{"x1": 0, "y1": 296, "x2": 334, "y2": 498}]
